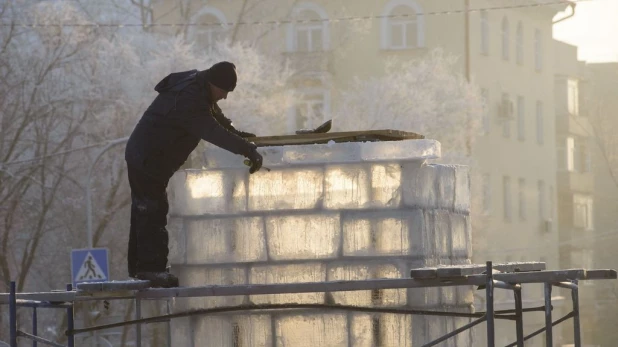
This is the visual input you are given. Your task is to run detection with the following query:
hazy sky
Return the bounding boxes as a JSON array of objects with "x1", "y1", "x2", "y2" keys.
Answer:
[{"x1": 553, "y1": 0, "x2": 618, "y2": 62}]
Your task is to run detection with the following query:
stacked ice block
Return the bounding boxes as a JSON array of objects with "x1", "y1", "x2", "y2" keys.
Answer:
[{"x1": 167, "y1": 139, "x2": 474, "y2": 346}]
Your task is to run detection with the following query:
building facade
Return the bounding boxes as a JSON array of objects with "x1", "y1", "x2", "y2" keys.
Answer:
[{"x1": 154, "y1": 1, "x2": 571, "y2": 345}]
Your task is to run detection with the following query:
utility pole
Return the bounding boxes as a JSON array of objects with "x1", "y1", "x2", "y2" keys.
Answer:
[
  {"x1": 465, "y1": 0, "x2": 471, "y2": 82},
  {"x1": 464, "y1": 0, "x2": 472, "y2": 155}
]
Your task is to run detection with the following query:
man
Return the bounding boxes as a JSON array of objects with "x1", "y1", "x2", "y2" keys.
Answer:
[{"x1": 125, "y1": 61, "x2": 262, "y2": 288}]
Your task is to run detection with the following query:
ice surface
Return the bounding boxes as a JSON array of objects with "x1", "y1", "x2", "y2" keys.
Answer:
[
  {"x1": 174, "y1": 266, "x2": 247, "y2": 310},
  {"x1": 341, "y1": 211, "x2": 411, "y2": 256},
  {"x1": 370, "y1": 163, "x2": 402, "y2": 207},
  {"x1": 196, "y1": 139, "x2": 440, "y2": 169},
  {"x1": 248, "y1": 169, "x2": 324, "y2": 211},
  {"x1": 193, "y1": 315, "x2": 272, "y2": 347},
  {"x1": 450, "y1": 213, "x2": 472, "y2": 258},
  {"x1": 167, "y1": 217, "x2": 185, "y2": 264},
  {"x1": 249, "y1": 263, "x2": 326, "y2": 304},
  {"x1": 402, "y1": 163, "x2": 438, "y2": 209},
  {"x1": 185, "y1": 217, "x2": 266, "y2": 264},
  {"x1": 169, "y1": 170, "x2": 247, "y2": 216},
  {"x1": 275, "y1": 314, "x2": 348, "y2": 347},
  {"x1": 265, "y1": 213, "x2": 340, "y2": 260},
  {"x1": 324, "y1": 164, "x2": 370, "y2": 209},
  {"x1": 327, "y1": 263, "x2": 407, "y2": 307},
  {"x1": 168, "y1": 137, "x2": 476, "y2": 346}
]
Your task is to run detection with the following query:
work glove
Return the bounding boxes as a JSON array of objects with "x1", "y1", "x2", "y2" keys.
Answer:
[
  {"x1": 246, "y1": 145, "x2": 263, "y2": 174},
  {"x1": 237, "y1": 131, "x2": 256, "y2": 138}
]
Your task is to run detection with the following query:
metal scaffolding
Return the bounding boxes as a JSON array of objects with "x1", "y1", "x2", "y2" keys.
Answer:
[{"x1": 2, "y1": 261, "x2": 616, "y2": 347}]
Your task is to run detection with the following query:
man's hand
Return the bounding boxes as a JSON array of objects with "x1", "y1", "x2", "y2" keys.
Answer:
[
  {"x1": 246, "y1": 146, "x2": 263, "y2": 174},
  {"x1": 237, "y1": 131, "x2": 256, "y2": 138}
]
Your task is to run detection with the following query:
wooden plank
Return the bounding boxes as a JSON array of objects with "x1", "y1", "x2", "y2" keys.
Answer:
[
  {"x1": 251, "y1": 130, "x2": 424, "y2": 147},
  {"x1": 410, "y1": 262, "x2": 547, "y2": 279},
  {"x1": 492, "y1": 269, "x2": 587, "y2": 283},
  {"x1": 581, "y1": 269, "x2": 617, "y2": 279},
  {"x1": 77, "y1": 280, "x2": 151, "y2": 292}
]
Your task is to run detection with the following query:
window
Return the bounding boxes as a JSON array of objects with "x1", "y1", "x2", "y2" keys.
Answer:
[
  {"x1": 565, "y1": 136, "x2": 591, "y2": 173},
  {"x1": 381, "y1": 0, "x2": 425, "y2": 49},
  {"x1": 575, "y1": 138, "x2": 592, "y2": 173},
  {"x1": 538, "y1": 180, "x2": 546, "y2": 220},
  {"x1": 568, "y1": 78, "x2": 579, "y2": 116},
  {"x1": 481, "y1": 88, "x2": 490, "y2": 134},
  {"x1": 516, "y1": 21, "x2": 523, "y2": 65},
  {"x1": 566, "y1": 136, "x2": 575, "y2": 172},
  {"x1": 503, "y1": 176, "x2": 512, "y2": 222},
  {"x1": 557, "y1": 144, "x2": 566, "y2": 171},
  {"x1": 189, "y1": 7, "x2": 228, "y2": 52},
  {"x1": 517, "y1": 95, "x2": 525, "y2": 141},
  {"x1": 518, "y1": 178, "x2": 526, "y2": 221},
  {"x1": 501, "y1": 17, "x2": 510, "y2": 60},
  {"x1": 288, "y1": 75, "x2": 330, "y2": 132},
  {"x1": 549, "y1": 185, "x2": 554, "y2": 221},
  {"x1": 502, "y1": 93, "x2": 511, "y2": 138},
  {"x1": 287, "y1": 3, "x2": 329, "y2": 52},
  {"x1": 534, "y1": 29, "x2": 542, "y2": 71},
  {"x1": 480, "y1": 10, "x2": 489, "y2": 54},
  {"x1": 573, "y1": 194, "x2": 593, "y2": 230},
  {"x1": 536, "y1": 101, "x2": 544, "y2": 145},
  {"x1": 482, "y1": 174, "x2": 491, "y2": 214}
]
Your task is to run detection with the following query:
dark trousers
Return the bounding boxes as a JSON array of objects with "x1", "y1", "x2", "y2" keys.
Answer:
[{"x1": 127, "y1": 165, "x2": 170, "y2": 276}]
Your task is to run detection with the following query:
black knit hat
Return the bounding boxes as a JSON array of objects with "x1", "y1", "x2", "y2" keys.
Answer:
[{"x1": 209, "y1": 61, "x2": 237, "y2": 92}]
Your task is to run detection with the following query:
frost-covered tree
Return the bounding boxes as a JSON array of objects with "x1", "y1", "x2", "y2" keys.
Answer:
[
  {"x1": 0, "y1": 0, "x2": 294, "y2": 343},
  {"x1": 333, "y1": 49, "x2": 484, "y2": 160}
]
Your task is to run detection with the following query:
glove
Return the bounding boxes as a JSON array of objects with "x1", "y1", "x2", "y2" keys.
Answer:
[
  {"x1": 237, "y1": 131, "x2": 256, "y2": 138},
  {"x1": 246, "y1": 146, "x2": 263, "y2": 174}
]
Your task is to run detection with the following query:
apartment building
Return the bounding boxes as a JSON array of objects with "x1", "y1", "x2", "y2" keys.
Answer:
[{"x1": 154, "y1": 1, "x2": 570, "y2": 345}]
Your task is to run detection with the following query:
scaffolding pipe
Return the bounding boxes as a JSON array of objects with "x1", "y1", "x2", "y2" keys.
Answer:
[
  {"x1": 9, "y1": 282, "x2": 17, "y2": 347},
  {"x1": 66, "y1": 284, "x2": 74, "y2": 347},
  {"x1": 505, "y1": 311, "x2": 575, "y2": 347},
  {"x1": 485, "y1": 261, "x2": 495, "y2": 347},
  {"x1": 136, "y1": 298, "x2": 142, "y2": 347},
  {"x1": 422, "y1": 316, "x2": 486, "y2": 347},
  {"x1": 16, "y1": 332, "x2": 64, "y2": 347},
  {"x1": 513, "y1": 287, "x2": 524, "y2": 347},
  {"x1": 572, "y1": 280, "x2": 581, "y2": 347},
  {"x1": 32, "y1": 307, "x2": 38, "y2": 347},
  {"x1": 544, "y1": 283, "x2": 553, "y2": 346}
]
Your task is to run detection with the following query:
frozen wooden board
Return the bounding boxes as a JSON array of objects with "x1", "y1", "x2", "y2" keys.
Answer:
[
  {"x1": 410, "y1": 262, "x2": 547, "y2": 279},
  {"x1": 251, "y1": 129, "x2": 424, "y2": 147}
]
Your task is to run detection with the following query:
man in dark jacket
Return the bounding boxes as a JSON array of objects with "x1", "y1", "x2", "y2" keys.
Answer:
[{"x1": 125, "y1": 61, "x2": 262, "y2": 287}]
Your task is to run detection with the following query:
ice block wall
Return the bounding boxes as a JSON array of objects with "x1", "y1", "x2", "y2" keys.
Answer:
[{"x1": 167, "y1": 139, "x2": 474, "y2": 347}]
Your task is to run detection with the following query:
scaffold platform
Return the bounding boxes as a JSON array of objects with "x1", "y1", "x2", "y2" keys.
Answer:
[{"x1": 2, "y1": 261, "x2": 616, "y2": 347}]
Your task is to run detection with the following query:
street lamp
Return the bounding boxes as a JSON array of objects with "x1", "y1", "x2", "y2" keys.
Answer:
[{"x1": 86, "y1": 137, "x2": 129, "y2": 248}]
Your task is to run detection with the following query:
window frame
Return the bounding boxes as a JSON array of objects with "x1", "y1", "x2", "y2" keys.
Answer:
[
  {"x1": 501, "y1": 16, "x2": 510, "y2": 60},
  {"x1": 516, "y1": 21, "x2": 524, "y2": 65},
  {"x1": 381, "y1": 0, "x2": 425, "y2": 50},
  {"x1": 480, "y1": 10, "x2": 489, "y2": 55},
  {"x1": 286, "y1": 2, "x2": 330, "y2": 52},
  {"x1": 188, "y1": 7, "x2": 229, "y2": 52}
]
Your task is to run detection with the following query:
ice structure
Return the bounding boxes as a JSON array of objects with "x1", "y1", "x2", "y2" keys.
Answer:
[{"x1": 167, "y1": 139, "x2": 473, "y2": 346}]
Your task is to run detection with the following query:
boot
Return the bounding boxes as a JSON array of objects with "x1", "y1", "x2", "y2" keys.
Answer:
[{"x1": 135, "y1": 271, "x2": 179, "y2": 288}]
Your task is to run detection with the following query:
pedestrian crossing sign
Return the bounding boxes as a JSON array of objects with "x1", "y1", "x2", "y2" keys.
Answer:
[{"x1": 71, "y1": 248, "x2": 109, "y2": 287}]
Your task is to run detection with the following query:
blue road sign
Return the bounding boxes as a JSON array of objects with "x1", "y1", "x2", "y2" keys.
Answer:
[{"x1": 71, "y1": 248, "x2": 109, "y2": 287}]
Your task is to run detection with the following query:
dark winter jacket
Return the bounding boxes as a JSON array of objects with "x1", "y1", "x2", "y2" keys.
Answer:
[{"x1": 125, "y1": 69, "x2": 254, "y2": 181}]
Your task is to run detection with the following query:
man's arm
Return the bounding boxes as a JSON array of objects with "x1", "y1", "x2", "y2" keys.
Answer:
[
  {"x1": 184, "y1": 112, "x2": 254, "y2": 157},
  {"x1": 182, "y1": 113, "x2": 263, "y2": 173},
  {"x1": 212, "y1": 104, "x2": 256, "y2": 138}
]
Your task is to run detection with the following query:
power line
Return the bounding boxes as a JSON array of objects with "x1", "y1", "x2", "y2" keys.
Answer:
[{"x1": 0, "y1": 0, "x2": 588, "y2": 28}]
